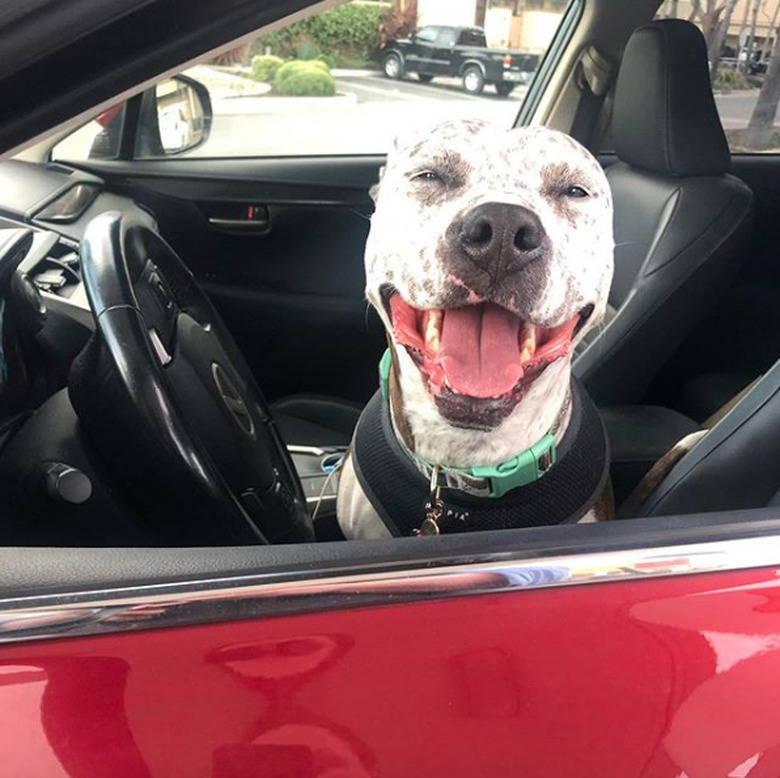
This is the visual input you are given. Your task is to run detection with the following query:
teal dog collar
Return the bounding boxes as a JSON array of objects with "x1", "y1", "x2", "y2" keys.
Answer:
[{"x1": 379, "y1": 349, "x2": 558, "y2": 498}]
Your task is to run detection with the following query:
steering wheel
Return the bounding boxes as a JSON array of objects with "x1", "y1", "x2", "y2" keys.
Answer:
[{"x1": 69, "y1": 211, "x2": 313, "y2": 545}]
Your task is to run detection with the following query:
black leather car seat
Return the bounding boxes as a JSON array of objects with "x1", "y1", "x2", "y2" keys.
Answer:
[
  {"x1": 630, "y1": 355, "x2": 780, "y2": 517},
  {"x1": 272, "y1": 394, "x2": 363, "y2": 447},
  {"x1": 574, "y1": 19, "x2": 754, "y2": 406}
]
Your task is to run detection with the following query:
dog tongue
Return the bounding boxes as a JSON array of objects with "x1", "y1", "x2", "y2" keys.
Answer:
[{"x1": 438, "y1": 304, "x2": 523, "y2": 398}]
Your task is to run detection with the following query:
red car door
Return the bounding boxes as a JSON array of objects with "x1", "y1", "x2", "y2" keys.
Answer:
[{"x1": 0, "y1": 523, "x2": 778, "y2": 777}]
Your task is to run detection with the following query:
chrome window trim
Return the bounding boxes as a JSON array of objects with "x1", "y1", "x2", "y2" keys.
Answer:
[{"x1": 0, "y1": 535, "x2": 778, "y2": 645}]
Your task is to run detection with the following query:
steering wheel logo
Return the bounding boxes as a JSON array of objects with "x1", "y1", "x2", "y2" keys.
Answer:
[{"x1": 211, "y1": 362, "x2": 256, "y2": 439}]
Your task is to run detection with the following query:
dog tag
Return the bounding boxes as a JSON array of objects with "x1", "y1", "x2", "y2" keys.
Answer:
[
  {"x1": 419, "y1": 515, "x2": 441, "y2": 535},
  {"x1": 418, "y1": 493, "x2": 444, "y2": 536},
  {"x1": 414, "y1": 465, "x2": 443, "y2": 536}
]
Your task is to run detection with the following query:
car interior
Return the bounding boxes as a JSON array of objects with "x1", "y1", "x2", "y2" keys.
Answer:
[{"x1": 1, "y1": 0, "x2": 780, "y2": 573}]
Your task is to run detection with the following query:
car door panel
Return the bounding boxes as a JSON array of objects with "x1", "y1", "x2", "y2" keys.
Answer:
[
  {"x1": 0, "y1": 520, "x2": 779, "y2": 776},
  {"x1": 86, "y1": 157, "x2": 386, "y2": 403}
]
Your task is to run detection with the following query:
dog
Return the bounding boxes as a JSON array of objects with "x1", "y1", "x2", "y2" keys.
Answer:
[{"x1": 337, "y1": 119, "x2": 615, "y2": 539}]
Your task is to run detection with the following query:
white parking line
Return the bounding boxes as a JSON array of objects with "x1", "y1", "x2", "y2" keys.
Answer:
[{"x1": 338, "y1": 78, "x2": 471, "y2": 102}]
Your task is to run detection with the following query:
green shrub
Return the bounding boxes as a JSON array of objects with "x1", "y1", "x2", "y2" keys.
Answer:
[
  {"x1": 251, "y1": 54, "x2": 284, "y2": 83},
  {"x1": 274, "y1": 60, "x2": 337, "y2": 96},
  {"x1": 254, "y1": 2, "x2": 390, "y2": 68},
  {"x1": 712, "y1": 68, "x2": 750, "y2": 91},
  {"x1": 295, "y1": 40, "x2": 322, "y2": 61}
]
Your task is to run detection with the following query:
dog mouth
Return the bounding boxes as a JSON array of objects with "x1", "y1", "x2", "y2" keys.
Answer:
[{"x1": 383, "y1": 288, "x2": 593, "y2": 428}]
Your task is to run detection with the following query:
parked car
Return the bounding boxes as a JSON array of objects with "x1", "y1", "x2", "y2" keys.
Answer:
[
  {"x1": 748, "y1": 52, "x2": 770, "y2": 76},
  {"x1": 379, "y1": 25, "x2": 539, "y2": 95},
  {"x1": 2, "y1": 0, "x2": 780, "y2": 775}
]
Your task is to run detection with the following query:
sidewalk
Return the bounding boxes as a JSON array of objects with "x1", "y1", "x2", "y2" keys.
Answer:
[
  {"x1": 212, "y1": 92, "x2": 359, "y2": 115},
  {"x1": 192, "y1": 64, "x2": 365, "y2": 115}
]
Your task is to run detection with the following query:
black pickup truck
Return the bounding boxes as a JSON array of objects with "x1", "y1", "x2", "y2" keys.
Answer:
[{"x1": 379, "y1": 26, "x2": 539, "y2": 96}]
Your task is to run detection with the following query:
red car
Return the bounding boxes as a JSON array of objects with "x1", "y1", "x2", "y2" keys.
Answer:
[{"x1": 0, "y1": 0, "x2": 779, "y2": 775}]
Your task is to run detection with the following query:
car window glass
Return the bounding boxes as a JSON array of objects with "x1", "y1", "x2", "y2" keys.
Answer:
[
  {"x1": 458, "y1": 29, "x2": 485, "y2": 46},
  {"x1": 53, "y1": 104, "x2": 127, "y2": 161},
  {"x1": 415, "y1": 27, "x2": 438, "y2": 44},
  {"x1": 53, "y1": 0, "x2": 572, "y2": 160},
  {"x1": 436, "y1": 28, "x2": 458, "y2": 47}
]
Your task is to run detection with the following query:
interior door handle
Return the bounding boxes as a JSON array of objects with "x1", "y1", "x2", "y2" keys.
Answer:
[
  {"x1": 208, "y1": 216, "x2": 270, "y2": 233},
  {"x1": 206, "y1": 204, "x2": 270, "y2": 234}
]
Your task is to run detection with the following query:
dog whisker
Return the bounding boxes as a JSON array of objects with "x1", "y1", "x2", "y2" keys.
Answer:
[{"x1": 350, "y1": 208, "x2": 373, "y2": 222}]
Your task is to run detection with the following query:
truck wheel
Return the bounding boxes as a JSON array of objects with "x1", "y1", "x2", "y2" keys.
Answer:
[
  {"x1": 462, "y1": 66, "x2": 485, "y2": 95},
  {"x1": 495, "y1": 82, "x2": 515, "y2": 97},
  {"x1": 417, "y1": 74, "x2": 434, "y2": 83},
  {"x1": 383, "y1": 52, "x2": 404, "y2": 80}
]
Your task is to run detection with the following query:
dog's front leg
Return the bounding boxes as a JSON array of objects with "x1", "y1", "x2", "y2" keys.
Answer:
[{"x1": 337, "y1": 452, "x2": 393, "y2": 540}]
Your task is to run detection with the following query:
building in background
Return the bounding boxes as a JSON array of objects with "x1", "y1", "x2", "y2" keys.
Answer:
[{"x1": 416, "y1": 0, "x2": 568, "y2": 52}]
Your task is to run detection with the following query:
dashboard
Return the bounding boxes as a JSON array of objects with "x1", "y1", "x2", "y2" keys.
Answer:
[
  {"x1": 0, "y1": 159, "x2": 160, "y2": 544},
  {"x1": 0, "y1": 159, "x2": 155, "y2": 328}
]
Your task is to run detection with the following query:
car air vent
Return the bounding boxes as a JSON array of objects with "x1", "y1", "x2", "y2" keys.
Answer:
[{"x1": 30, "y1": 238, "x2": 81, "y2": 300}]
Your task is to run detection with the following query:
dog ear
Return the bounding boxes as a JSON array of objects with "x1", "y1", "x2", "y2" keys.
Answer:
[{"x1": 369, "y1": 166, "x2": 385, "y2": 203}]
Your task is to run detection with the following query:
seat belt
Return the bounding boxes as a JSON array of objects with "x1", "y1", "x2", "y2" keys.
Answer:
[{"x1": 570, "y1": 46, "x2": 613, "y2": 144}]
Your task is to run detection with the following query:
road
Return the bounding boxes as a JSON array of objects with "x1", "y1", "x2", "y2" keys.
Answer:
[
  {"x1": 199, "y1": 72, "x2": 779, "y2": 157},
  {"x1": 198, "y1": 72, "x2": 528, "y2": 157},
  {"x1": 714, "y1": 90, "x2": 764, "y2": 128}
]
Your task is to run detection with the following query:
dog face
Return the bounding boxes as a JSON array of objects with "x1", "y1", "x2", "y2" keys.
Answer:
[{"x1": 365, "y1": 120, "x2": 613, "y2": 464}]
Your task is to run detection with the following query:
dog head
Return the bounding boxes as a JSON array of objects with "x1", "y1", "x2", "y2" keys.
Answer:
[{"x1": 365, "y1": 119, "x2": 614, "y2": 466}]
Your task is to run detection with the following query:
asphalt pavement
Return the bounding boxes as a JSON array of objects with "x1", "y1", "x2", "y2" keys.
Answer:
[
  {"x1": 196, "y1": 72, "x2": 528, "y2": 157},
  {"x1": 713, "y1": 90, "x2": 763, "y2": 128}
]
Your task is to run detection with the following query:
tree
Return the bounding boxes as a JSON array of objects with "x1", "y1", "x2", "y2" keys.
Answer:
[
  {"x1": 745, "y1": 25, "x2": 780, "y2": 148},
  {"x1": 743, "y1": 0, "x2": 764, "y2": 73},
  {"x1": 688, "y1": 0, "x2": 728, "y2": 42},
  {"x1": 706, "y1": 0, "x2": 741, "y2": 80}
]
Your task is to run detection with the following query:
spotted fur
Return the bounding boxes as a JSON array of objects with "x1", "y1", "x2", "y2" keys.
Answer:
[{"x1": 338, "y1": 120, "x2": 614, "y2": 539}]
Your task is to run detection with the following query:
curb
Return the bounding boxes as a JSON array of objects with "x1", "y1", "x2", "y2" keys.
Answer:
[
  {"x1": 212, "y1": 91, "x2": 359, "y2": 115},
  {"x1": 331, "y1": 68, "x2": 380, "y2": 77},
  {"x1": 220, "y1": 65, "x2": 380, "y2": 79}
]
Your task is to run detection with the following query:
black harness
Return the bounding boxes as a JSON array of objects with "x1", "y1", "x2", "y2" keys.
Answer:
[{"x1": 351, "y1": 379, "x2": 609, "y2": 536}]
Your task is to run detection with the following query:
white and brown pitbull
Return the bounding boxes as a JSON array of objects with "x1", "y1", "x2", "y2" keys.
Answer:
[{"x1": 337, "y1": 119, "x2": 615, "y2": 539}]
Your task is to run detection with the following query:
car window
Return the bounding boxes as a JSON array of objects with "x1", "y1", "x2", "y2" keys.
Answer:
[
  {"x1": 436, "y1": 28, "x2": 458, "y2": 47},
  {"x1": 458, "y1": 29, "x2": 486, "y2": 47},
  {"x1": 52, "y1": 0, "x2": 572, "y2": 161},
  {"x1": 415, "y1": 26, "x2": 438, "y2": 44},
  {"x1": 645, "y1": 0, "x2": 780, "y2": 154}
]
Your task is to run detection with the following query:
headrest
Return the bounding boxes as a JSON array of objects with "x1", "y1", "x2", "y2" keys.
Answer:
[{"x1": 613, "y1": 20, "x2": 730, "y2": 177}]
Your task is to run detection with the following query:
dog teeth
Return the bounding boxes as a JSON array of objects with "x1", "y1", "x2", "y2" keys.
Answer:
[
  {"x1": 519, "y1": 324, "x2": 537, "y2": 364},
  {"x1": 425, "y1": 310, "x2": 443, "y2": 353}
]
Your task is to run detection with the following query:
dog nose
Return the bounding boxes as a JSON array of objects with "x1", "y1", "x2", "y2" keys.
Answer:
[{"x1": 457, "y1": 202, "x2": 547, "y2": 274}]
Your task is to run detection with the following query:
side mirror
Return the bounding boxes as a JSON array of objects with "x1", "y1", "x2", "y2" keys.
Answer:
[{"x1": 136, "y1": 75, "x2": 213, "y2": 158}]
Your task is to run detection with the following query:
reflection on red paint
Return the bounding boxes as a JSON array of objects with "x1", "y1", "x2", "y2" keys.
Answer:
[{"x1": 0, "y1": 568, "x2": 778, "y2": 776}]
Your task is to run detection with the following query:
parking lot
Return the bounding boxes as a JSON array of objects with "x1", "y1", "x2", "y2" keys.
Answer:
[
  {"x1": 199, "y1": 71, "x2": 529, "y2": 157},
  {"x1": 198, "y1": 69, "x2": 775, "y2": 157}
]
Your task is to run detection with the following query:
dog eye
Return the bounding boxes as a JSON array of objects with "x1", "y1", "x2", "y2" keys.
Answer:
[
  {"x1": 410, "y1": 170, "x2": 443, "y2": 184},
  {"x1": 563, "y1": 185, "x2": 590, "y2": 198}
]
